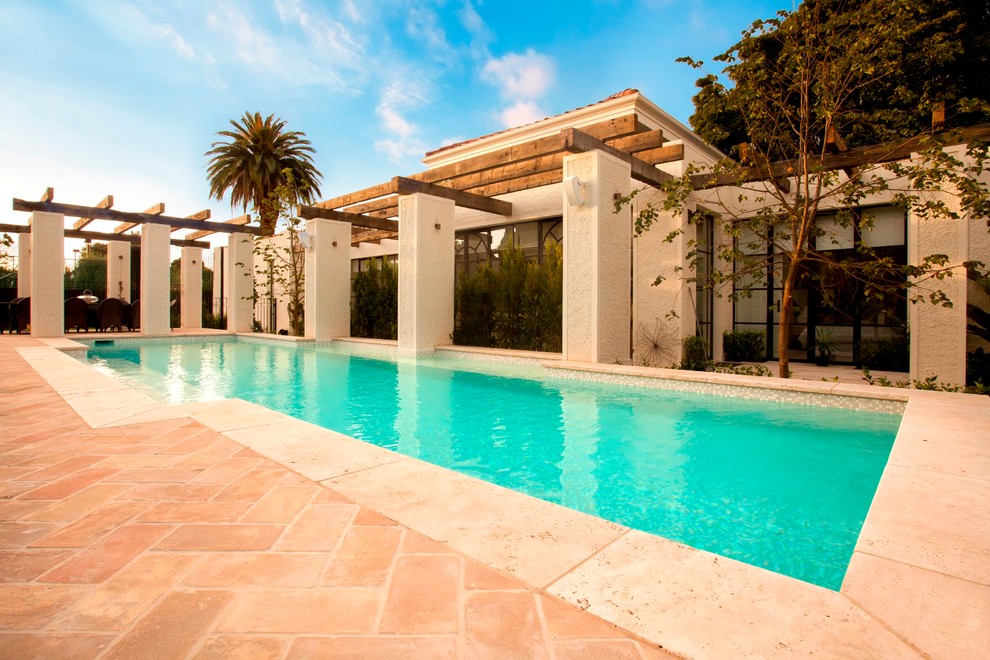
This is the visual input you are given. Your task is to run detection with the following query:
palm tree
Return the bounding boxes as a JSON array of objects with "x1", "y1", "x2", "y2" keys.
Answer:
[{"x1": 205, "y1": 112, "x2": 322, "y2": 236}]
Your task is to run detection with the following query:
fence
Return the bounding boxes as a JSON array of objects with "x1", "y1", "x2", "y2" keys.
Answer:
[{"x1": 253, "y1": 296, "x2": 278, "y2": 334}]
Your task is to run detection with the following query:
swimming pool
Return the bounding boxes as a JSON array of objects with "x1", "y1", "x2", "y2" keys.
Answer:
[{"x1": 80, "y1": 337, "x2": 900, "y2": 590}]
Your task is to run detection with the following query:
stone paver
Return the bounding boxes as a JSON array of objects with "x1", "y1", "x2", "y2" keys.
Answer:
[{"x1": 0, "y1": 335, "x2": 670, "y2": 658}]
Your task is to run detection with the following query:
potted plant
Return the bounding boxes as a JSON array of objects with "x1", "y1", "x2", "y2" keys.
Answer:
[{"x1": 815, "y1": 327, "x2": 837, "y2": 366}]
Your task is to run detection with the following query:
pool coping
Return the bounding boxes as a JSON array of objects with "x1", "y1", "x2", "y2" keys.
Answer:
[{"x1": 17, "y1": 334, "x2": 989, "y2": 658}]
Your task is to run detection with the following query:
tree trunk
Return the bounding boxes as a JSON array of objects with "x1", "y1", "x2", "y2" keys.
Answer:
[
  {"x1": 259, "y1": 208, "x2": 277, "y2": 237},
  {"x1": 777, "y1": 255, "x2": 800, "y2": 378}
]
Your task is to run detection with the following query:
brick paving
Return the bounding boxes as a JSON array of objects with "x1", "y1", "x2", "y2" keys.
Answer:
[{"x1": 0, "y1": 336, "x2": 675, "y2": 659}]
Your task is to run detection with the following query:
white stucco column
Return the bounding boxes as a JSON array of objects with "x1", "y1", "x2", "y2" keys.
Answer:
[
  {"x1": 226, "y1": 232, "x2": 255, "y2": 333},
  {"x1": 211, "y1": 247, "x2": 225, "y2": 316},
  {"x1": 180, "y1": 247, "x2": 203, "y2": 329},
  {"x1": 29, "y1": 212, "x2": 64, "y2": 337},
  {"x1": 304, "y1": 218, "x2": 351, "y2": 340},
  {"x1": 140, "y1": 223, "x2": 171, "y2": 335},
  {"x1": 107, "y1": 241, "x2": 131, "y2": 301},
  {"x1": 397, "y1": 193, "x2": 455, "y2": 353},
  {"x1": 17, "y1": 233, "x2": 31, "y2": 298},
  {"x1": 562, "y1": 149, "x2": 632, "y2": 363},
  {"x1": 909, "y1": 211, "x2": 967, "y2": 383}
]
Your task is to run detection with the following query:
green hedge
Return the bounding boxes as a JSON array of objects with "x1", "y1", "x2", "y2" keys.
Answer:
[
  {"x1": 453, "y1": 243, "x2": 562, "y2": 352},
  {"x1": 681, "y1": 335, "x2": 709, "y2": 371},
  {"x1": 723, "y1": 329, "x2": 766, "y2": 361},
  {"x1": 351, "y1": 258, "x2": 398, "y2": 340},
  {"x1": 858, "y1": 337, "x2": 908, "y2": 372}
]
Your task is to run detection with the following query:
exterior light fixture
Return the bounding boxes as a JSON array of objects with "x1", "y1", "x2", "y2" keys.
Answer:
[
  {"x1": 563, "y1": 175, "x2": 586, "y2": 207},
  {"x1": 434, "y1": 223, "x2": 441, "y2": 230}
]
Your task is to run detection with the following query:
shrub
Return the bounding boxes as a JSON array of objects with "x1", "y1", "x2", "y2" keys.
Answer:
[
  {"x1": 203, "y1": 312, "x2": 227, "y2": 329},
  {"x1": 968, "y1": 347, "x2": 990, "y2": 386},
  {"x1": 680, "y1": 335, "x2": 710, "y2": 371},
  {"x1": 453, "y1": 243, "x2": 562, "y2": 352},
  {"x1": 723, "y1": 330, "x2": 765, "y2": 362},
  {"x1": 858, "y1": 337, "x2": 908, "y2": 372},
  {"x1": 351, "y1": 258, "x2": 398, "y2": 340}
]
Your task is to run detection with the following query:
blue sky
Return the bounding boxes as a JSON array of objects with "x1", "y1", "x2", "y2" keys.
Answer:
[{"x1": 0, "y1": 0, "x2": 795, "y2": 242}]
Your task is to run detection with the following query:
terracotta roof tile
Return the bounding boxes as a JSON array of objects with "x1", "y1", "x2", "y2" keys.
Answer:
[{"x1": 424, "y1": 89, "x2": 640, "y2": 158}]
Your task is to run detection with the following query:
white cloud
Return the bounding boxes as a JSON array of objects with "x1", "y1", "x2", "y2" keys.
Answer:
[
  {"x1": 373, "y1": 78, "x2": 431, "y2": 162},
  {"x1": 481, "y1": 49, "x2": 556, "y2": 128},
  {"x1": 154, "y1": 25, "x2": 195, "y2": 59},
  {"x1": 482, "y1": 50, "x2": 555, "y2": 100},
  {"x1": 206, "y1": 1, "x2": 365, "y2": 91},
  {"x1": 406, "y1": 7, "x2": 450, "y2": 55},
  {"x1": 499, "y1": 100, "x2": 547, "y2": 127},
  {"x1": 341, "y1": 0, "x2": 362, "y2": 23}
]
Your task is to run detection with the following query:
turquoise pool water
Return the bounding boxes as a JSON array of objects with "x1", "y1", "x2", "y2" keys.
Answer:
[{"x1": 81, "y1": 339, "x2": 899, "y2": 590}]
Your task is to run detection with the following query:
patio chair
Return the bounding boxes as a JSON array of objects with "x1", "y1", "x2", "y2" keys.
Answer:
[
  {"x1": 120, "y1": 300, "x2": 134, "y2": 331},
  {"x1": 11, "y1": 297, "x2": 30, "y2": 334},
  {"x1": 65, "y1": 297, "x2": 88, "y2": 332},
  {"x1": 98, "y1": 297, "x2": 124, "y2": 332},
  {"x1": 130, "y1": 299, "x2": 140, "y2": 330}
]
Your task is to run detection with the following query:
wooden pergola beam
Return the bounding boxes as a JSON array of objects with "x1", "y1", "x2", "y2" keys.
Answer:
[
  {"x1": 0, "y1": 223, "x2": 209, "y2": 249},
  {"x1": 394, "y1": 176, "x2": 512, "y2": 215},
  {"x1": 72, "y1": 195, "x2": 114, "y2": 230},
  {"x1": 610, "y1": 129, "x2": 665, "y2": 153},
  {"x1": 11, "y1": 200, "x2": 266, "y2": 235},
  {"x1": 314, "y1": 180, "x2": 398, "y2": 211},
  {"x1": 637, "y1": 143, "x2": 685, "y2": 165},
  {"x1": 40, "y1": 188, "x2": 53, "y2": 203},
  {"x1": 315, "y1": 114, "x2": 645, "y2": 211},
  {"x1": 184, "y1": 214, "x2": 250, "y2": 240},
  {"x1": 691, "y1": 123, "x2": 990, "y2": 190},
  {"x1": 297, "y1": 205, "x2": 399, "y2": 232},
  {"x1": 350, "y1": 228, "x2": 398, "y2": 245},
  {"x1": 561, "y1": 127, "x2": 673, "y2": 189},
  {"x1": 113, "y1": 203, "x2": 165, "y2": 233}
]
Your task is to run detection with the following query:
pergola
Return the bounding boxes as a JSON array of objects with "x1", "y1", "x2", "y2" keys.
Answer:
[
  {"x1": 6, "y1": 189, "x2": 264, "y2": 337},
  {"x1": 297, "y1": 114, "x2": 685, "y2": 245}
]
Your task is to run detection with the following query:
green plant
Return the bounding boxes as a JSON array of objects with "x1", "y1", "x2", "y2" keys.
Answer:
[
  {"x1": 862, "y1": 367, "x2": 990, "y2": 395},
  {"x1": 680, "y1": 335, "x2": 710, "y2": 371},
  {"x1": 859, "y1": 337, "x2": 908, "y2": 372},
  {"x1": 206, "y1": 112, "x2": 322, "y2": 236},
  {"x1": 620, "y1": 1, "x2": 990, "y2": 379},
  {"x1": 722, "y1": 329, "x2": 765, "y2": 361},
  {"x1": 203, "y1": 312, "x2": 227, "y2": 330},
  {"x1": 350, "y1": 258, "x2": 398, "y2": 340},
  {"x1": 815, "y1": 327, "x2": 838, "y2": 357},
  {"x1": 453, "y1": 242, "x2": 562, "y2": 352},
  {"x1": 713, "y1": 363, "x2": 774, "y2": 377}
]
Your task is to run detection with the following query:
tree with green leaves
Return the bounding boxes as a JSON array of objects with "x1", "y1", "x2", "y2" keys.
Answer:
[
  {"x1": 206, "y1": 113, "x2": 322, "y2": 236},
  {"x1": 246, "y1": 173, "x2": 308, "y2": 336},
  {"x1": 627, "y1": 0, "x2": 990, "y2": 378}
]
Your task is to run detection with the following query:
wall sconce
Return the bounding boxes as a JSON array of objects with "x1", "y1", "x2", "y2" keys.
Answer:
[
  {"x1": 298, "y1": 231, "x2": 313, "y2": 250},
  {"x1": 332, "y1": 240, "x2": 338, "y2": 247},
  {"x1": 563, "y1": 175, "x2": 586, "y2": 207},
  {"x1": 434, "y1": 223, "x2": 441, "y2": 230}
]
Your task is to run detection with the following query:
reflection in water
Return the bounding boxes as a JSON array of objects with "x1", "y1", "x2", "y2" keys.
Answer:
[{"x1": 84, "y1": 340, "x2": 898, "y2": 590}]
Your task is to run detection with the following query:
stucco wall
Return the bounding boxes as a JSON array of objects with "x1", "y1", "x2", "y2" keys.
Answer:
[
  {"x1": 179, "y1": 247, "x2": 202, "y2": 329},
  {"x1": 107, "y1": 241, "x2": 131, "y2": 302},
  {"x1": 305, "y1": 218, "x2": 351, "y2": 340},
  {"x1": 226, "y1": 233, "x2": 254, "y2": 333},
  {"x1": 29, "y1": 212, "x2": 63, "y2": 337},
  {"x1": 398, "y1": 193, "x2": 455, "y2": 352},
  {"x1": 140, "y1": 223, "x2": 171, "y2": 335},
  {"x1": 17, "y1": 234, "x2": 31, "y2": 298},
  {"x1": 562, "y1": 150, "x2": 631, "y2": 363}
]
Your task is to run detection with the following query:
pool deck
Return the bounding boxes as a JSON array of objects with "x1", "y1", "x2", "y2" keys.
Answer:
[{"x1": 2, "y1": 332, "x2": 988, "y2": 658}]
